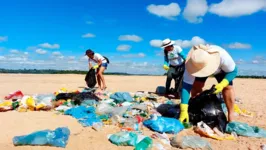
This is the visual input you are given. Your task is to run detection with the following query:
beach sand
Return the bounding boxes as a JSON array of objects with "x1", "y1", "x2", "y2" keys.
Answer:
[{"x1": 0, "y1": 74, "x2": 265, "y2": 150}]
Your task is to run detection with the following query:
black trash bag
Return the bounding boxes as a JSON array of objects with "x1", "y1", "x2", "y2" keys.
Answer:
[
  {"x1": 55, "y1": 93, "x2": 78, "y2": 100},
  {"x1": 85, "y1": 68, "x2": 96, "y2": 88},
  {"x1": 156, "y1": 85, "x2": 227, "y2": 132},
  {"x1": 72, "y1": 92, "x2": 101, "y2": 105},
  {"x1": 188, "y1": 85, "x2": 227, "y2": 132}
]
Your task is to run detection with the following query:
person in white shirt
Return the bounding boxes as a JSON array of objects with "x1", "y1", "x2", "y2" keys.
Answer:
[
  {"x1": 161, "y1": 38, "x2": 187, "y2": 97},
  {"x1": 178, "y1": 44, "x2": 238, "y2": 123},
  {"x1": 85, "y1": 49, "x2": 109, "y2": 90}
]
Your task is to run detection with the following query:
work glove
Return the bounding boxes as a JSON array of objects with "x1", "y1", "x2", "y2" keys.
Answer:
[
  {"x1": 214, "y1": 79, "x2": 229, "y2": 94},
  {"x1": 163, "y1": 65, "x2": 169, "y2": 71},
  {"x1": 93, "y1": 65, "x2": 99, "y2": 69},
  {"x1": 179, "y1": 104, "x2": 189, "y2": 123}
]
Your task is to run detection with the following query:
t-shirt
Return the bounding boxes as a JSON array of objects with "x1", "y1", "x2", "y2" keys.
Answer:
[
  {"x1": 166, "y1": 45, "x2": 184, "y2": 66},
  {"x1": 88, "y1": 53, "x2": 107, "y2": 64},
  {"x1": 183, "y1": 45, "x2": 236, "y2": 84}
]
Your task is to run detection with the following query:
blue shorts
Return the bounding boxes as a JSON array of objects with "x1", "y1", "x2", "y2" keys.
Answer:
[{"x1": 100, "y1": 63, "x2": 108, "y2": 69}]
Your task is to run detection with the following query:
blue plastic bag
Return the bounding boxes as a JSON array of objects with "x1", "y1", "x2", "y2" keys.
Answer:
[
  {"x1": 64, "y1": 106, "x2": 95, "y2": 119},
  {"x1": 13, "y1": 127, "x2": 70, "y2": 148},
  {"x1": 170, "y1": 136, "x2": 212, "y2": 150},
  {"x1": 64, "y1": 106, "x2": 101, "y2": 127},
  {"x1": 110, "y1": 92, "x2": 133, "y2": 103},
  {"x1": 108, "y1": 132, "x2": 138, "y2": 146},
  {"x1": 78, "y1": 113, "x2": 102, "y2": 127},
  {"x1": 226, "y1": 121, "x2": 266, "y2": 138},
  {"x1": 143, "y1": 115, "x2": 184, "y2": 134}
]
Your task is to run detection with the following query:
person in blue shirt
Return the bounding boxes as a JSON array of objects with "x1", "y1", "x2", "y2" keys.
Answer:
[
  {"x1": 179, "y1": 44, "x2": 238, "y2": 123},
  {"x1": 161, "y1": 38, "x2": 187, "y2": 96}
]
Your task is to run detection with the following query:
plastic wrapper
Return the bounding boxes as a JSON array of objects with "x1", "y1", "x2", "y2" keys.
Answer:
[
  {"x1": 110, "y1": 92, "x2": 133, "y2": 103},
  {"x1": 13, "y1": 127, "x2": 70, "y2": 148},
  {"x1": 226, "y1": 121, "x2": 266, "y2": 138},
  {"x1": 85, "y1": 68, "x2": 97, "y2": 88},
  {"x1": 108, "y1": 132, "x2": 138, "y2": 146},
  {"x1": 170, "y1": 136, "x2": 212, "y2": 150},
  {"x1": 143, "y1": 115, "x2": 184, "y2": 134}
]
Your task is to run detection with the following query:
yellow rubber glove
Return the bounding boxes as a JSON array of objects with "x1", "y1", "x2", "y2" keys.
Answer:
[
  {"x1": 179, "y1": 104, "x2": 189, "y2": 123},
  {"x1": 163, "y1": 65, "x2": 169, "y2": 71},
  {"x1": 214, "y1": 79, "x2": 229, "y2": 94},
  {"x1": 93, "y1": 65, "x2": 99, "y2": 69}
]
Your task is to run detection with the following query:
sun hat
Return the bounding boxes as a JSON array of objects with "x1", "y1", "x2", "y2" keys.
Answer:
[
  {"x1": 161, "y1": 38, "x2": 175, "y2": 48},
  {"x1": 185, "y1": 44, "x2": 221, "y2": 77}
]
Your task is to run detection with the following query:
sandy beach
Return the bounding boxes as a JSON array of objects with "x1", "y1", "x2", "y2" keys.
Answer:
[{"x1": 0, "y1": 74, "x2": 265, "y2": 150}]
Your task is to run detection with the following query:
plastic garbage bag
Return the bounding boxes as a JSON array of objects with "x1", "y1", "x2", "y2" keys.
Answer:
[
  {"x1": 157, "y1": 86, "x2": 227, "y2": 133},
  {"x1": 155, "y1": 86, "x2": 166, "y2": 95},
  {"x1": 78, "y1": 113, "x2": 102, "y2": 127},
  {"x1": 143, "y1": 115, "x2": 184, "y2": 134},
  {"x1": 64, "y1": 106, "x2": 95, "y2": 119},
  {"x1": 72, "y1": 92, "x2": 100, "y2": 105},
  {"x1": 55, "y1": 105, "x2": 71, "y2": 112},
  {"x1": 13, "y1": 127, "x2": 70, "y2": 148},
  {"x1": 108, "y1": 132, "x2": 138, "y2": 146},
  {"x1": 110, "y1": 92, "x2": 133, "y2": 103},
  {"x1": 96, "y1": 102, "x2": 114, "y2": 115},
  {"x1": 226, "y1": 121, "x2": 266, "y2": 138},
  {"x1": 34, "y1": 94, "x2": 55, "y2": 106},
  {"x1": 188, "y1": 85, "x2": 227, "y2": 132},
  {"x1": 111, "y1": 106, "x2": 129, "y2": 116},
  {"x1": 81, "y1": 99, "x2": 98, "y2": 107},
  {"x1": 135, "y1": 137, "x2": 153, "y2": 150},
  {"x1": 170, "y1": 136, "x2": 212, "y2": 150},
  {"x1": 85, "y1": 68, "x2": 97, "y2": 88}
]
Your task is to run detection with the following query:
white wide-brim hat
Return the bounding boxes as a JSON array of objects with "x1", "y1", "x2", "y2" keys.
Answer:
[
  {"x1": 185, "y1": 44, "x2": 221, "y2": 77},
  {"x1": 161, "y1": 38, "x2": 175, "y2": 48}
]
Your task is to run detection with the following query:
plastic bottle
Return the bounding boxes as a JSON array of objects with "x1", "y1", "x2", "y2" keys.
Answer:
[
  {"x1": 92, "y1": 122, "x2": 103, "y2": 131},
  {"x1": 135, "y1": 137, "x2": 153, "y2": 150}
]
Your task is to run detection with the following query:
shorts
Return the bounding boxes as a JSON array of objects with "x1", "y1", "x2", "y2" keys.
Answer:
[
  {"x1": 100, "y1": 63, "x2": 108, "y2": 69},
  {"x1": 195, "y1": 72, "x2": 233, "y2": 85}
]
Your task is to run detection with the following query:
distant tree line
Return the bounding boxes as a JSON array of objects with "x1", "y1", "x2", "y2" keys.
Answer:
[{"x1": 0, "y1": 68, "x2": 265, "y2": 78}]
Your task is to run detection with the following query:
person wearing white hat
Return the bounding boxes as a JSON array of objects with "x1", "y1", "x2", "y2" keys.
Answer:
[
  {"x1": 161, "y1": 38, "x2": 187, "y2": 96},
  {"x1": 179, "y1": 44, "x2": 238, "y2": 123}
]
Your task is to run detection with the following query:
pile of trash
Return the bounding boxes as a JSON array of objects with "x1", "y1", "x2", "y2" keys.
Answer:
[{"x1": 1, "y1": 86, "x2": 264, "y2": 149}]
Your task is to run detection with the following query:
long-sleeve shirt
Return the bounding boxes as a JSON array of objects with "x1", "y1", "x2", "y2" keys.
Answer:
[{"x1": 164, "y1": 45, "x2": 186, "y2": 66}]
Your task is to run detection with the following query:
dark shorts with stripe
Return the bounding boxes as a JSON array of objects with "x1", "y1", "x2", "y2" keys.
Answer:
[{"x1": 195, "y1": 72, "x2": 233, "y2": 85}]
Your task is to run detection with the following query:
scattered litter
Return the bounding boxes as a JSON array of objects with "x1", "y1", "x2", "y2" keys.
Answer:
[
  {"x1": 170, "y1": 135, "x2": 212, "y2": 150},
  {"x1": 226, "y1": 121, "x2": 266, "y2": 138},
  {"x1": 13, "y1": 127, "x2": 70, "y2": 148}
]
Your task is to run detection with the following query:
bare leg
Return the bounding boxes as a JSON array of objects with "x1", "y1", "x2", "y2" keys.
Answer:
[
  {"x1": 98, "y1": 67, "x2": 106, "y2": 90},
  {"x1": 222, "y1": 85, "x2": 235, "y2": 122},
  {"x1": 96, "y1": 69, "x2": 102, "y2": 89},
  {"x1": 191, "y1": 80, "x2": 205, "y2": 98}
]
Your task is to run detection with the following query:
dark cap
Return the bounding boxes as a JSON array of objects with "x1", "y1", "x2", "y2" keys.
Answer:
[{"x1": 85, "y1": 49, "x2": 94, "y2": 55}]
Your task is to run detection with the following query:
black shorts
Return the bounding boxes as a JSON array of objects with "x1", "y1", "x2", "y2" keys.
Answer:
[{"x1": 195, "y1": 72, "x2": 233, "y2": 85}]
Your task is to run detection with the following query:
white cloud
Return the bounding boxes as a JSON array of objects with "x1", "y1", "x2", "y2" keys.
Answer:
[
  {"x1": 0, "y1": 36, "x2": 8, "y2": 42},
  {"x1": 68, "y1": 56, "x2": 75, "y2": 60},
  {"x1": 24, "y1": 52, "x2": 29, "y2": 55},
  {"x1": 117, "y1": 45, "x2": 131, "y2": 51},
  {"x1": 82, "y1": 33, "x2": 95, "y2": 38},
  {"x1": 39, "y1": 43, "x2": 60, "y2": 49},
  {"x1": 0, "y1": 56, "x2": 6, "y2": 60},
  {"x1": 209, "y1": 0, "x2": 266, "y2": 17},
  {"x1": 122, "y1": 53, "x2": 146, "y2": 58},
  {"x1": 86, "y1": 21, "x2": 94, "y2": 24},
  {"x1": 36, "y1": 49, "x2": 47, "y2": 54},
  {"x1": 150, "y1": 40, "x2": 162, "y2": 48},
  {"x1": 150, "y1": 36, "x2": 205, "y2": 48},
  {"x1": 118, "y1": 35, "x2": 142, "y2": 42},
  {"x1": 236, "y1": 59, "x2": 245, "y2": 64},
  {"x1": 175, "y1": 36, "x2": 206, "y2": 48},
  {"x1": 27, "y1": 46, "x2": 38, "y2": 51},
  {"x1": 10, "y1": 49, "x2": 20, "y2": 54},
  {"x1": 80, "y1": 56, "x2": 88, "y2": 62},
  {"x1": 227, "y1": 42, "x2": 252, "y2": 49},
  {"x1": 147, "y1": 3, "x2": 181, "y2": 20},
  {"x1": 252, "y1": 60, "x2": 259, "y2": 64},
  {"x1": 183, "y1": 0, "x2": 208, "y2": 23},
  {"x1": 52, "y1": 51, "x2": 62, "y2": 56}
]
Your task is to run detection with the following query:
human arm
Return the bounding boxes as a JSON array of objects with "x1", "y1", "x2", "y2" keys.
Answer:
[
  {"x1": 179, "y1": 51, "x2": 187, "y2": 61},
  {"x1": 163, "y1": 55, "x2": 169, "y2": 70}
]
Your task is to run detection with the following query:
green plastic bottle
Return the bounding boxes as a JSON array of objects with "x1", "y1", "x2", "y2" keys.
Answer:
[{"x1": 134, "y1": 137, "x2": 153, "y2": 150}]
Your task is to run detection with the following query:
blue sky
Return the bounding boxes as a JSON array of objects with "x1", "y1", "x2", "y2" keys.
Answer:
[{"x1": 0, "y1": 0, "x2": 266, "y2": 75}]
